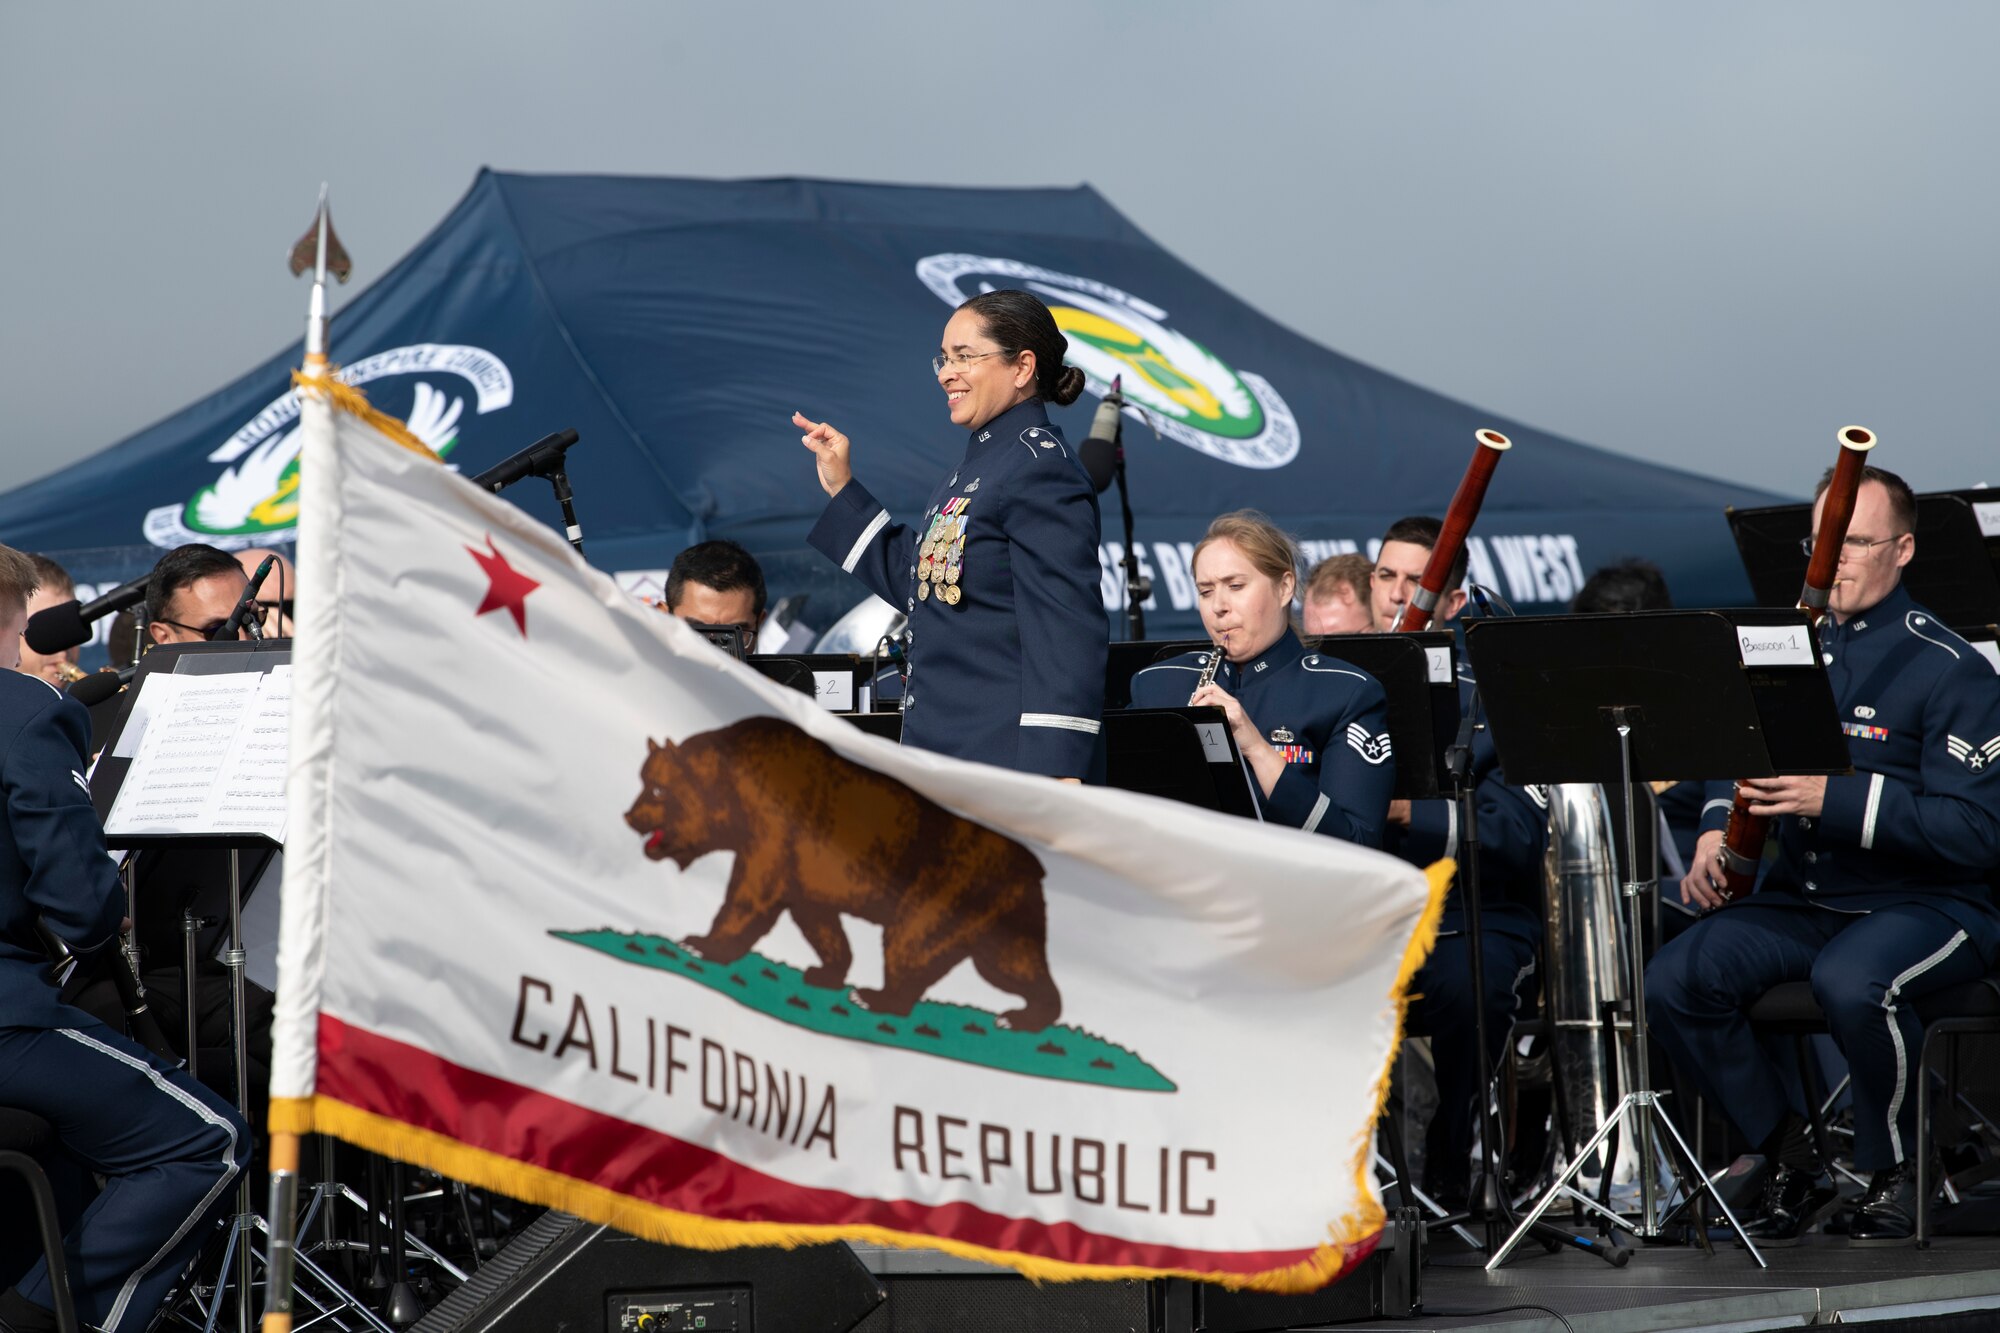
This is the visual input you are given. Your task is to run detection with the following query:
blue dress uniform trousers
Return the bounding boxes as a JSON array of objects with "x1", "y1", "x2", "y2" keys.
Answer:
[
  {"x1": 1405, "y1": 902, "x2": 1540, "y2": 1194},
  {"x1": 1647, "y1": 583, "x2": 2000, "y2": 1172},
  {"x1": 1647, "y1": 896, "x2": 1985, "y2": 1170},
  {"x1": 0, "y1": 672, "x2": 249, "y2": 1329},
  {"x1": 0, "y1": 1021, "x2": 246, "y2": 1331},
  {"x1": 1387, "y1": 669, "x2": 1551, "y2": 1192},
  {"x1": 1127, "y1": 628, "x2": 1394, "y2": 846},
  {"x1": 808, "y1": 397, "x2": 1108, "y2": 778}
]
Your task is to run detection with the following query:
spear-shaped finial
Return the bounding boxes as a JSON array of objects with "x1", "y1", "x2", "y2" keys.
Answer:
[{"x1": 289, "y1": 184, "x2": 352, "y2": 371}]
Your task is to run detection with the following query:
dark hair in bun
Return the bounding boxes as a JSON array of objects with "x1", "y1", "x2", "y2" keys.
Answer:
[{"x1": 958, "y1": 289, "x2": 1086, "y2": 407}]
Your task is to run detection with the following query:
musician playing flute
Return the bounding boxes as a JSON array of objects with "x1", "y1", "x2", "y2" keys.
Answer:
[
  {"x1": 798, "y1": 289, "x2": 1107, "y2": 779},
  {"x1": 1650, "y1": 465, "x2": 2000, "y2": 1244},
  {"x1": 1127, "y1": 511, "x2": 1394, "y2": 847},
  {"x1": 1373, "y1": 514, "x2": 1552, "y2": 1213}
]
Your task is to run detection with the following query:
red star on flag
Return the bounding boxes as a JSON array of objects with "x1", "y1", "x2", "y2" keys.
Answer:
[{"x1": 467, "y1": 534, "x2": 539, "y2": 635}]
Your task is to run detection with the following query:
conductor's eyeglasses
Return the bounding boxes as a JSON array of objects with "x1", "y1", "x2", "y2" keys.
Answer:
[
  {"x1": 1798, "y1": 534, "x2": 1905, "y2": 558},
  {"x1": 931, "y1": 350, "x2": 1005, "y2": 375}
]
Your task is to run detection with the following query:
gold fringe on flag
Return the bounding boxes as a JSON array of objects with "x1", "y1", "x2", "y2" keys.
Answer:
[{"x1": 291, "y1": 370, "x2": 441, "y2": 462}]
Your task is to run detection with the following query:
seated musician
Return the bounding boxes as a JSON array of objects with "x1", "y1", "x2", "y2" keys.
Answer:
[
  {"x1": 1302, "y1": 553, "x2": 1374, "y2": 636},
  {"x1": 146, "y1": 543, "x2": 256, "y2": 646},
  {"x1": 1128, "y1": 511, "x2": 1393, "y2": 847},
  {"x1": 664, "y1": 539, "x2": 765, "y2": 655},
  {"x1": 0, "y1": 543, "x2": 249, "y2": 1333},
  {"x1": 1372, "y1": 515, "x2": 1550, "y2": 1211},
  {"x1": 1650, "y1": 465, "x2": 2000, "y2": 1245},
  {"x1": 16, "y1": 555, "x2": 84, "y2": 688}
]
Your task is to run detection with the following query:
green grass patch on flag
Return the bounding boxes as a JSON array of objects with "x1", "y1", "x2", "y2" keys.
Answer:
[{"x1": 553, "y1": 928, "x2": 1175, "y2": 1093}]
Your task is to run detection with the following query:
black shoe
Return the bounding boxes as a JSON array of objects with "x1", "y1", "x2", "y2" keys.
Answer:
[
  {"x1": 1740, "y1": 1163, "x2": 1840, "y2": 1246},
  {"x1": 1848, "y1": 1159, "x2": 1932, "y2": 1245}
]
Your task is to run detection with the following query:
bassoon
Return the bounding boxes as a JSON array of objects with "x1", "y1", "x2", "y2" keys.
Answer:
[
  {"x1": 1391, "y1": 428, "x2": 1513, "y2": 632},
  {"x1": 1714, "y1": 424, "x2": 1878, "y2": 901}
]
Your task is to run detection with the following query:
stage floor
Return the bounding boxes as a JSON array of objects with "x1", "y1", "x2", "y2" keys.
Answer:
[{"x1": 1321, "y1": 1233, "x2": 2000, "y2": 1332}]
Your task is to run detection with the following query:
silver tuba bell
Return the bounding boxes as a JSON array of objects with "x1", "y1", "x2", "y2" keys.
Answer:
[{"x1": 1541, "y1": 782, "x2": 1645, "y2": 1186}]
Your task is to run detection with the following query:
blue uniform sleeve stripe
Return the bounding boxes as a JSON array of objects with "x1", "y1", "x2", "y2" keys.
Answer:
[{"x1": 842, "y1": 509, "x2": 891, "y2": 572}]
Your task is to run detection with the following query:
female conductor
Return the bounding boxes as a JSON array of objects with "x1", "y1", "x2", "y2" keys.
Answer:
[
  {"x1": 797, "y1": 289, "x2": 1108, "y2": 779},
  {"x1": 1128, "y1": 512, "x2": 1394, "y2": 846}
]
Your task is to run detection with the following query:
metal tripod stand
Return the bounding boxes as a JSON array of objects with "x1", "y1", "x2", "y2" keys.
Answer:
[
  {"x1": 167, "y1": 849, "x2": 402, "y2": 1333},
  {"x1": 1487, "y1": 712, "x2": 1766, "y2": 1270}
]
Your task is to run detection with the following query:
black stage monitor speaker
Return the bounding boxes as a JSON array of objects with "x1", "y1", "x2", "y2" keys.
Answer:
[{"x1": 408, "y1": 1211, "x2": 883, "y2": 1333}]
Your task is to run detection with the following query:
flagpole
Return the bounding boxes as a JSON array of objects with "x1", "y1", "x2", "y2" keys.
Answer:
[{"x1": 264, "y1": 181, "x2": 346, "y2": 1333}]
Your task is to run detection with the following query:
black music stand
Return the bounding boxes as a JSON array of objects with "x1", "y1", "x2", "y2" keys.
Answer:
[
  {"x1": 1730, "y1": 490, "x2": 2000, "y2": 629},
  {"x1": 1103, "y1": 708, "x2": 1260, "y2": 818},
  {"x1": 90, "y1": 641, "x2": 404, "y2": 1333},
  {"x1": 1465, "y1": 610, "x2": 1849, "y2": 1270},
  {"x1": 1304, "y1": 631, "x2": 1457, "y2": 800},
  {"x1": 747, "y1": 652, "x2": 864, "y2": 711}
]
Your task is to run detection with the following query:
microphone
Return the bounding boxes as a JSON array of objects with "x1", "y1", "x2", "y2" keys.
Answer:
[
  {"x1": 213, "y1": 555, "x2": 276, "y2": 641},
  {"x1": 67, "y1": 666, "x2": 136, "y2": 708},
  {"x1": 23, "y1": 574, "x2": 149, "y2": 656},
  {"x1": 1078, "y1": 376, "x2": 1123, "y2": 495},
  {"x1": 471, "y1": 429, "x2": 581, "y2": 492}
]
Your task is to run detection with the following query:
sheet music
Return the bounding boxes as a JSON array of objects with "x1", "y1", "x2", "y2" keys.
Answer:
[
  {"x1": 202, "y1": 666, "x2": 292, "y2": 841},
  {"x1": 104, "y1": 667, "x2": 289, "y2": 840}
]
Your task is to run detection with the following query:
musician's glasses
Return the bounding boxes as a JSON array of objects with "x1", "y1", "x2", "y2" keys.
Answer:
[
  {"x1": 1798, "y1": 533, "x2": 1906, "y2": 559},
  {"x1": 931, "y1": 350, "x2": 1005, "y2": 375}
]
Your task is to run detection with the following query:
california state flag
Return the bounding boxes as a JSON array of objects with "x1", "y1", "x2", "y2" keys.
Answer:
[{"x1": 269, "y1": 384, "x2": 1445, "y2": 1291}]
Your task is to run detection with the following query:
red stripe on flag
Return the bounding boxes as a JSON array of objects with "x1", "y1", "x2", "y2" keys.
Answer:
[{"x1": 316, "y1": 1014, "x2": 1343, "y2": 1276}]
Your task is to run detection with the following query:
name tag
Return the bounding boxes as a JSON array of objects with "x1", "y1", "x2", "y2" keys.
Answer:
[
  {"x1": 1737, "y1": 626, "x2": 1815, "y2": 667},
  {"x1": 812, "y1": 671, "x2": 854, "y2": 712},
  {"x1": 1975, "y1": 500, "x2": 2000, "y2": 538},
  {"x1": 1424, "y1": 645, "x2": 1452, "y2": 684}
]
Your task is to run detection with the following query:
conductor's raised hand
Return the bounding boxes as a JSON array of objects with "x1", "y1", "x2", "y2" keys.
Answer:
[{"x1": 794, "y1": 411, "x2": 853, "y2": 499}]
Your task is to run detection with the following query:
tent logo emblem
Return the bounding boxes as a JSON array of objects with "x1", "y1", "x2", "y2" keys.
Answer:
[
  {"x1": 143, "y1": 343, "x2": 514, "y2": 549},
  {"x1": 916, "y1": 254, "x2": 1300, "y2": 470}
]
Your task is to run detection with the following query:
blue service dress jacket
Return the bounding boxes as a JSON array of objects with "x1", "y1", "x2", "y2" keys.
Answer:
[
  {"x1": 1128, "y1": 627, "x2": 1394, "y2": 847},
  {"x1": 1695, "y1": 583, "x2": 2000, "y2": 950},
  {"x1": 808, "y1": 397, "x2": 1109, "y2": 778},
  {"x1": 0, "y1": 671, "x2": 122, "y2": 1027},
  {"x1": 1385, "y1": 668, "x2": 1550, "y2": 937}
]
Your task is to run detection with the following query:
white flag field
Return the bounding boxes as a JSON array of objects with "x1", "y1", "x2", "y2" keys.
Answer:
[{"x1": 270, "y1": 385, "x2": 1448, "y2": 1292}]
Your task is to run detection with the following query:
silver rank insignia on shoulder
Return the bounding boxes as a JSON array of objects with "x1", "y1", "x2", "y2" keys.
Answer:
[
  {"x1": 1021, "y1": 426, "x2": 1061, "y2": 453},
  {"x1": 1270, "y1": 726, "x2": 1295, "y2": 745}
]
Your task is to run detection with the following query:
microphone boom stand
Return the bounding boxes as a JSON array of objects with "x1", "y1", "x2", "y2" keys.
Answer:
[{"x1": 1107, "y1": 401, "x2": 1150, "y2": 641}]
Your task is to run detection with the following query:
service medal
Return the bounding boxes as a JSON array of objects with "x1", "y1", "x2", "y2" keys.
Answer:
[
  {"x1": 942, "y1": 583, "x2": 961, "y2": 606},
  {"x1": 918, "y1": 581, "x2": 930, "y2": 601}
]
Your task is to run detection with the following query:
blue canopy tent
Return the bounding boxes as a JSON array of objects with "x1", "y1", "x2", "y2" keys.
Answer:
[{"x1": 0, "y1": 169, "x2": 1783, "y2": 639}]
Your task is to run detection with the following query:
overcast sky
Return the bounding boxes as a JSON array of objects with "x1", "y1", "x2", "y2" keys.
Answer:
[{"x1": 2, "y1": 1, "x2": 1994, "y2": 500}]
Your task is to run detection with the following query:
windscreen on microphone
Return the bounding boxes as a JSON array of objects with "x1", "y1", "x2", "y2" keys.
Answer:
[
  {"x1": 23, "y1": 601, "x2": 88, "y2": 657},
  {"x1": 23, "y1": 572, "x2": 150, "y2": 655},
  {"x1": 1078, "y1": 375, "x2": 1124, "y2": 495},
  {"x1": 67, "y1": 668, "x2": 132, "y2": 708},
  {"x1": 1079, "y1": 438, "x2": 1117, "y2": 494}
]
